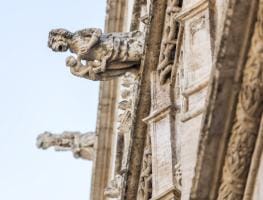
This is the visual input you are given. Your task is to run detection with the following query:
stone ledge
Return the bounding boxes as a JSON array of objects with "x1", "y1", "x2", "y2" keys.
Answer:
[{"x1": 151, "y1": 186, "x2": 181, "y2": 200}]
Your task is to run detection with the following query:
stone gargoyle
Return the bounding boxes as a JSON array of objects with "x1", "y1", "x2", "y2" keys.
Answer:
[
  {"x1": 48, "y1": 28, "x2": 144, "y2": 80},
  {"x1": 36, "y1": 131, "x2": 95, "y2": 160}
]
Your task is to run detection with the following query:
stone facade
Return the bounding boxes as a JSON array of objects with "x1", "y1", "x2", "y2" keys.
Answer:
[{"x1": 38, "y1": 0, "x2": 263, "y2": 199}]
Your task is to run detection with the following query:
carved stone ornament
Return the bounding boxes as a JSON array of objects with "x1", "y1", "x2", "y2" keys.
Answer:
[
  {"x1": 36, "y1": 131, "x2": 95, "y2": 160},
  {"x1": 174, "y1": 163, "x2": 182, "y2": 190},
  {"x1": 48, "y1": 28, "x2": 144, "y2": 80},
  {"x1": 157, "y1": 0, "x2": 181, "y2": 84},
  {"x1": 217, "y1": 1, "x2": 263, "y2": 199},
  {"x1": 104, "y1": 174, "x2": 123, "y2": 199},
  {"x1": 137, "y1": 134, "x2": 152, "y2": 200}
]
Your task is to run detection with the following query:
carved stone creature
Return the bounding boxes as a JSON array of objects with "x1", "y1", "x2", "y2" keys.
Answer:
[
  {"x1": 104, "y1": 174, "x2": 123, "y2": 199},
  {"x1": 36, "y1": 131, "x2": 95, "y2": 160},
  {"x1": 174, "y1": 163, "x2": 182, "y2": 190},
  {"x1": 114, "y1": 73, "x2": 135, "y2": 174},
  {"x1": 157, "y1": 0, "x2": 181, "y2": 84},
  {"x1": 137, "y1": 135, "x2": 152, "y2": 200},
  {"x1": 48, "y1": 28, "x2": 144, "y2": 80}
]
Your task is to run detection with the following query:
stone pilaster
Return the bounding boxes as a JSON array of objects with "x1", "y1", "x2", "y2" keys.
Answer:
[{"x1": 143, "y1": 72, "x2": 180, "y2": 200}]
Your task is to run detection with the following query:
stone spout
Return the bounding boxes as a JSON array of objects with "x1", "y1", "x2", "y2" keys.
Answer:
[
  {"x1": 36, "y1": 131, "x2": 96, "y2": 160},
  {"x1": 48, "y1": 28, "x2": 145, "y2": 81}
]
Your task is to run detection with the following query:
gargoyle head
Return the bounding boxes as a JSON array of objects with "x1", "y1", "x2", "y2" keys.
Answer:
[
  {"x1": 36, "y1": 131, "x2": 56, "y2": 149},
  {"x1": 37, "y1": 131, "x2": 76, "y2": 150},
  {"x1": 48, "y1": 29, "x2": 73, "y2": 52}
]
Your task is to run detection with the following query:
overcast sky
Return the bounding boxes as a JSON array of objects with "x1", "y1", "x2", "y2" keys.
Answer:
[{"x1": 0, "y1": 0, "x2": 105, "y2": 199}]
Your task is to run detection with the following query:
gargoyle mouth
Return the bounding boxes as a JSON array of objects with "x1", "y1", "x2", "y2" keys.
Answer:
[
  {"x1": 58, "y1": 45, "x2": 63, "y2": 51},
  {"x1": 55, "y1": 44, "x2": 67, "y2": 52},
  {"x1": 52, "y1": 42, "x2": 68, "y2": 52},
  {"x1": 36, "y1": 140, "x2": 45, "y2": 149}
]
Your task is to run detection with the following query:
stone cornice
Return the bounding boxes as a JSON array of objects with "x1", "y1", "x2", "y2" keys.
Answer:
[{"x1": 174, "y1": 0, "x2": 208, "y2": 22}]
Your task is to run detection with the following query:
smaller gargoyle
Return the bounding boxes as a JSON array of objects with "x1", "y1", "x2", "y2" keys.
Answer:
[
  {"x1": 36, "y1": 131, "x2": 96, "y2": 160},
  {"x1": 48, "y1": 28, "x2": 144, "y2": 80}
]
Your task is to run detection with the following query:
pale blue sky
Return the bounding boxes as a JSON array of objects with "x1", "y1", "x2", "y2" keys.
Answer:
[{"x1": 0, "y1": 0, "x2": 105, "y2": 199}]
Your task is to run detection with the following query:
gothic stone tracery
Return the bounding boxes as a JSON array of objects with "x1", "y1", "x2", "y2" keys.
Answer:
[
  {"x1": 48, "y1": 28, "x2": 144, "y2": 80},
  {"x1": 36, "y1": 131, "x2": 96, "y2": 160}
]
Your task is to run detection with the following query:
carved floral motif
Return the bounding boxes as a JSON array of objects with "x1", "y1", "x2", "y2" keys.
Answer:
[
  {"x1": 218, "y1": 1, "x2": 263, "y2": 199},
  {"x1": 36, "y1": 131, "x2": 95, "y2": 160},
  {"x1": 48, "y1": 28, "x2": 144, "y2": 80}
]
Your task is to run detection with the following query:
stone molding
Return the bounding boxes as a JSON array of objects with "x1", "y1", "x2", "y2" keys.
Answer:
[
  {"x1": 151, "y1": 186, "x2": 180, "y2": 200},
  {"x1": 217, "y1": 1, "x2": 263, "y2": 199},
  {"x1": 174, "y1": 0, "x2": 208, "y2": 22},
  {"x1": 90, "y1": 0, "x2": 127, "y2": 199},
  {"x1": 243, "y1": 117, "x2": 263, "y2": 199},
  {"x1": 180, "y1": 76, "x2": 209, "y2": 122}
]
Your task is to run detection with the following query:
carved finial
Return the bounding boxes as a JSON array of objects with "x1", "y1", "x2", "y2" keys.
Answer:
[
  {"x1": 48, "y1": 28, "x2": 144, "y2": 81},
  {"x1": 36, "y1": 131, "x2": 96, "y2": 160}
]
